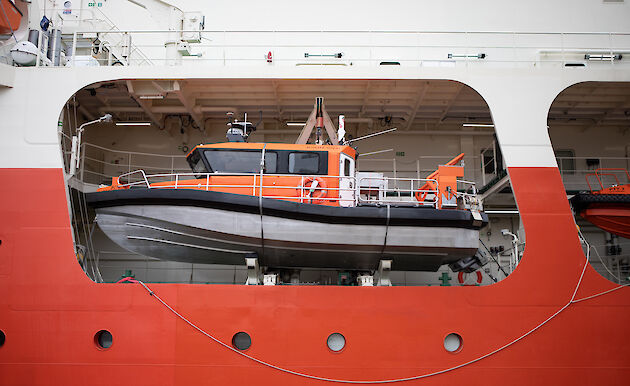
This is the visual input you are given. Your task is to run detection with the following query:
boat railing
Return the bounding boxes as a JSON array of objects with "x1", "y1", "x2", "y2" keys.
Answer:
[
  {"x1": 357, "y1": 176, "x2": 439, "y2": 207},
  {"x1": 108, "y1": 170, "x2": 486, "y2": 210},
  {"x1": 117, "y1": 169, "x2": 151, "y2": 188},
  {"x1": 357, "y1": 155, "x2": 483, "y2": 184},
  {"x1": 59, "y1": 137, "x2": 481, "y2": 205},
  {"x1": 114, "y1": 171, "x2": 363, "y2": 204},
  {"x1": 584, "y1": 168, "x2": 630, "y2": 192},
  {"x1": 456, "y1": 180, "x2": 482, "y2": 210}
]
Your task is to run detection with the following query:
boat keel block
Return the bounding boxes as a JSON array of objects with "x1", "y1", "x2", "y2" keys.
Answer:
[
  {"x1": 449, "y1": 253, "x2": 489, "y2": 273},
  {"x1": 245, "y1": 254, "x2": 260, "y2": 285},
  {"x1": 375, "y1": 260, "x2": 392, "y2": 286}
]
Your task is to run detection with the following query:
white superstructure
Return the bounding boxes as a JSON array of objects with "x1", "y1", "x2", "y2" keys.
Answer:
[{"x1": 1, "y1": 0, "x2": 629, "y2": 285}]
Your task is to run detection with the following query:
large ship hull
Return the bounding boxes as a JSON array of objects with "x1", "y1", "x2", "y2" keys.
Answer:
[
  {"x1": 2, "y1": 19, "x2": 630, "y2": 381},
  {"x1": 2, "y1": 167, "x2": 629, "y2": 386},
  {"x1": 87, "y1": 189, "x2": 486, "y2": 271}
]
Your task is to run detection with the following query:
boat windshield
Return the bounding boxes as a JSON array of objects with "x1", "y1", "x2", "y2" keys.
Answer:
[
  {"x1": 191, "y1": 156, "x2": 207, "y2": 174},
  {"x1": 204, "y1": 150, "x2": 278, "y2": 173},
  {"x1": 186, "y1": 149, "x2": 208, "y2": 176}
]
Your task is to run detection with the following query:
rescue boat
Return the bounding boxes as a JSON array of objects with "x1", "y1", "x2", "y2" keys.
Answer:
[
  {"x1": 87, "y1": 123, "x2": 487, "y2": 272},
  {"x1": 571, "y1": 168, "x2": 630, "y2": 238},
  {"x1": 0, "y1": 0, "x2": 22, "y2": 35}
]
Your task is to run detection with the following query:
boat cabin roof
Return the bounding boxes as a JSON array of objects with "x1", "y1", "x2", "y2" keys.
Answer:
[
  {"x1": 188, "y1": 142, "x2": 356, "y2": 159},
  {"x1": 186, "y1": 142, "x2": 356, "y2": 176}
]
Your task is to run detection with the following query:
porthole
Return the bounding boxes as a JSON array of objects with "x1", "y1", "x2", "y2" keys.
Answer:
[
  {"x1": 232, "y1": 332, "x2": 251, "y2": 351},
  {"x1": 0, "y1": 330, "x2": 5, "y2": 347},
  {"x1": 327, "y1": 333, "x2": 345, "y2": 352},
  {"x1": 94, "y1": 330, "x2": 113, "y2": 349},
  {"x1": 444, "y1": 333, "x2": 462, "y2": 353}
]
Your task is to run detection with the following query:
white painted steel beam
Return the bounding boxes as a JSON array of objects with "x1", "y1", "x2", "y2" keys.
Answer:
[
  {"x1": 437, "y1": 83, "x2": 464, "y2": 126},
  {"x1": 126, "y1": 80, "x2": 163, "y2": 129},
  {"x1": 405, "y1": 82, "x2": 430, "y2": 130},
  {"x1": 480, "y1": 174, "x2": 511, "y2": 201},
  {"x1": 2, "y1": 64, "x2": 630, "y2": 169},
  {"x1": 173, "y1": 80, "x2": 205, "y2": 129}
]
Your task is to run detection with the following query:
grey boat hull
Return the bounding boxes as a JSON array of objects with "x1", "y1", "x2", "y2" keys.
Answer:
[{"x1": 87, "y1": 189, "x2": 487, "y2": 271}]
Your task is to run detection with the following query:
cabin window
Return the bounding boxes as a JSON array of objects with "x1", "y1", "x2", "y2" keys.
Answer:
[
  {"x1": 343, "y1": 158, "x2": 351, "y2": 177},
  {"x1": 204, "y1": 150, "x2": 277, "y2": 173},
  {"x1": 187, "y1": 150, "x2": 208, "y2": 175},
  {"x1": 191, "y1": 156, "x2": 208, "y2": 174},
  {"x1": 289, "y1": 152, "x2": 320, "y2": 174}
]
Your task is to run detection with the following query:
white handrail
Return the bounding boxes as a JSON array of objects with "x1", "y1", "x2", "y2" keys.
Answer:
[
  {"x1": 65, "y1": 29, "x2": 630, "y2": 35},
  {"x1": 105, "y1": 170, "x2": 470, "y2": 209},
  {"x1": 58, "y1": 28, "x2": 630, "y2": 67},
  {"x1": 117, "y1": 169, "x2": 150, "y2": 188},
  {"x1": 66, "y1": 137, "x2": 630, "y2": 194}
]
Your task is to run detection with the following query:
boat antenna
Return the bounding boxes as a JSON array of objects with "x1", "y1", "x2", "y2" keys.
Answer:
[
  {"x1": 244, "y1": 111, "x2": 262, "y2": 142},
  {"x1": 253, "y1": 110, "x2": 263, "y2": 129},
  {"x1": 337, "y1": 114, "x2": 346, "y2": 144},
  {"x1": 244, "y1": 112, "x2": 248, "y2": 136},
  {"x1": 315, "y1": 97, "x2": 324, "y2": 144},
  {"x1": 357, "y1": 148, "x2": 394, "y2": 157},
  {"x1": 345, "y1": 127, "x2": 397, "y2": 144}
]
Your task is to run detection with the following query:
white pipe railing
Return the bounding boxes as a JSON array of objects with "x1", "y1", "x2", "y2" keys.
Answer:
[
  {"x1": 357, "y1": 177, "x2": 439, "y2": 206},
  {"x1": 109, "y1": 170, "x2": 452, "y2": 208},
  {"x1": 43, "y1": 7, "x2": 154, "y2": 67},
  {"x1": 58, "y1": 29, "x2": 630, "y2": 67},
  {"x1": 61, "y1": 136, "x2": 630, "y2": 194}
]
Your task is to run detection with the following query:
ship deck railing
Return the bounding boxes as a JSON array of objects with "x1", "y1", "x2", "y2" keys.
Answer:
[
  {"x1": 54, "y1": 28, "x2": 630, "y2": 68},
  {"x1": 59, "y1": 137, "x2": 630, "y2": 197}
]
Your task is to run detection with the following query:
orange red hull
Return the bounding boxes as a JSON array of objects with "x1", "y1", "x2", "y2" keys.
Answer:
[
  {"x1": 0, "y1": 166, "x2": 629, "y2": 385},
  {"x1": 571, "y1": 192, "x2": 630, "y2": 239},
  {"x1": 581, "y1": 205, "x2": 630, "y2": 239}
]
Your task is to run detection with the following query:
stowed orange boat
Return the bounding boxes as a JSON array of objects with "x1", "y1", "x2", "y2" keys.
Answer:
[
  {"x1": 87, "y1": 120, "x2": 487, "y2": 273},
  {"x1": 571, "y1": 168, "x2": 630, "y2": 238}
]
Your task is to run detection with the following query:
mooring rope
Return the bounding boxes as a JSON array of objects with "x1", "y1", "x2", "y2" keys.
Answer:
[{"x1": 121, "y1": 230, "x2": 628, "y2": 383}]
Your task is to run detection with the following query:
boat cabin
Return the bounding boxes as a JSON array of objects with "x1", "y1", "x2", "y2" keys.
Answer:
[
  {"x1": 100, "y1": 142, "x2": 359, "y2": 207},
  {"x1": 186, "y1": 142, "x2": 356, "y2": 206},
  {"x1": 98, "y1": 142, "x2": 476, "y2": 210},
  {"x1": 186, "y1": 142, "x2": 355, "y2": 178}
]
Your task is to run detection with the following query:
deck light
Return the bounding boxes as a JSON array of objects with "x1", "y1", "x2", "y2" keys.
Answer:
[
  {"x1": 584, "y1": 54, "x2": 622, "y2": 61},
  {"x1": 69, "y1": 114, "x2": 112, "y2": 178},
  {"x1": 138, "y1": 95, "x2": 165, "y2": 100},
  {"x1": 448, "y1": 53, "x2": 486, "y2": 59},
  {"x1": 501, "y1": 229, "x2": 520, "y2": 273},
  {"x1": 115, "y1": 122, "x2": 152, "y2": 126},
  {"x1": 462, "y1": 123, "x2": 494, "y2": 128},
  {"x1": 286, "y1": 122, "x2": 306, "y2": 126}
]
